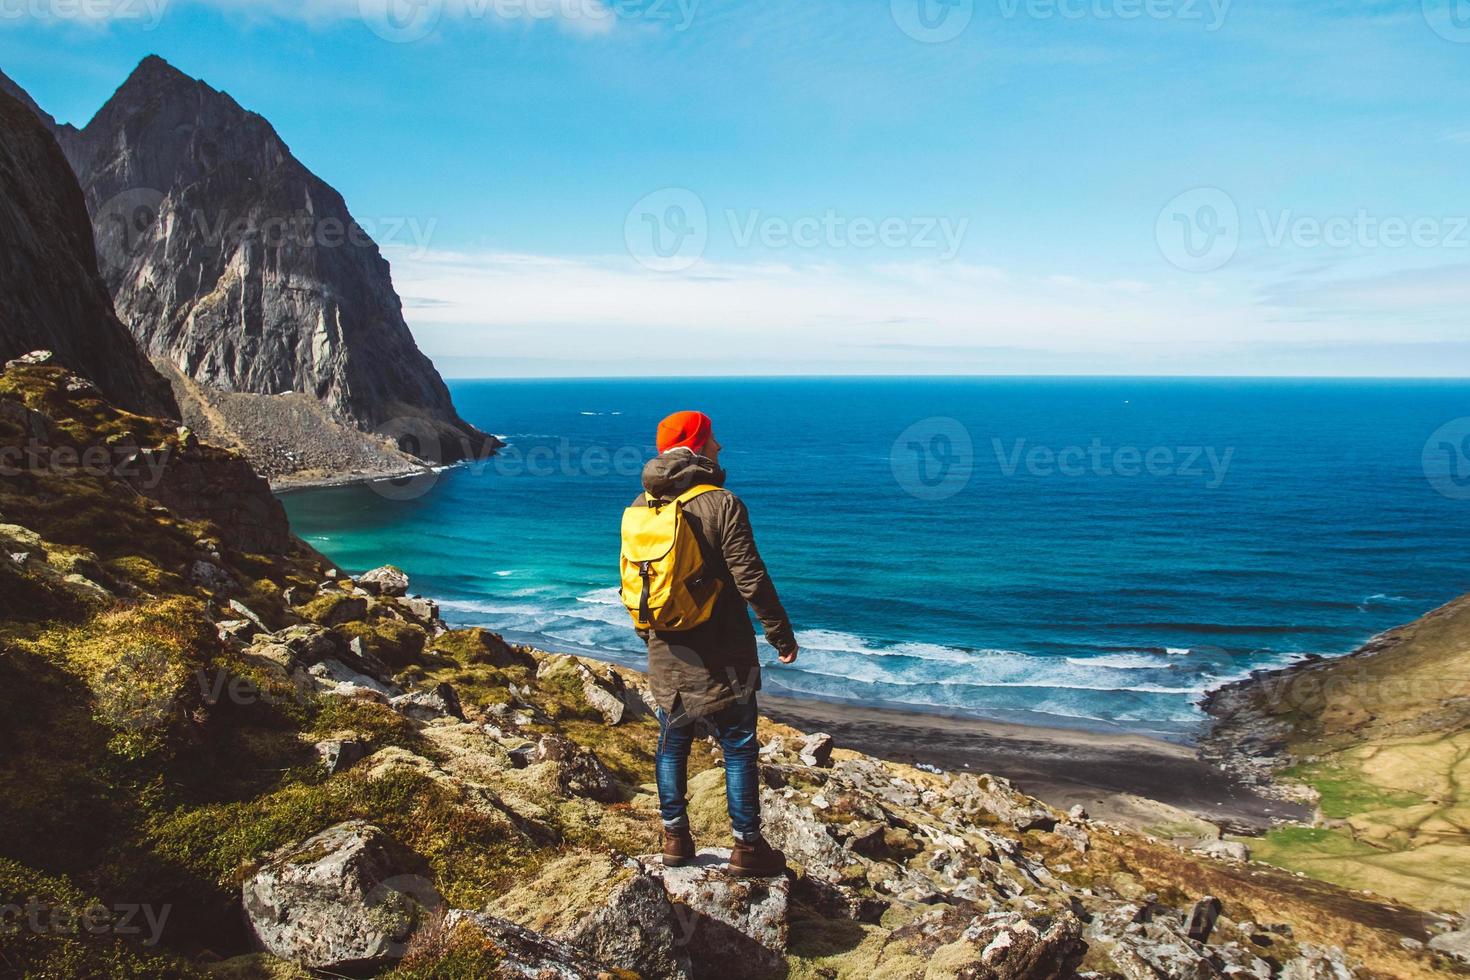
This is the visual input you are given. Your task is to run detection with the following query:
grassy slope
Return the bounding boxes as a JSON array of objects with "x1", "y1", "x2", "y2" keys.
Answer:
[
  {"x1": 1, "y1": 362, "x2": 1462, "y2": 978},
  {"x1": 1220, "y1": 594, "x2": 1470, "y2": 913}
]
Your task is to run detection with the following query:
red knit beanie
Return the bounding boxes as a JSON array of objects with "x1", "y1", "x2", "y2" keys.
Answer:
[{"x1": 655, "y1": 410, "x2": 713, "y2": 454}]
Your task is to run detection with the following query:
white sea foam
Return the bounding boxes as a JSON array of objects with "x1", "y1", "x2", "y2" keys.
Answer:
[{"x1": 1066, "y1": 653, "x2": 1169, "y2": 670}]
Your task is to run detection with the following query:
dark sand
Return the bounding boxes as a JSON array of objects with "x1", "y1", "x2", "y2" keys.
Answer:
[{"x1": 761, "y1": 695, "x2": 1309, "y2": 834}]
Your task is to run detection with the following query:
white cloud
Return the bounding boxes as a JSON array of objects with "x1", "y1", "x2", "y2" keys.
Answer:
[
  {"x1": 6, "y1": 0, "x2": 623, "y2": 36},
  {"x1": 382, "y1": 246, "x2": 1466, "y2": 376}
]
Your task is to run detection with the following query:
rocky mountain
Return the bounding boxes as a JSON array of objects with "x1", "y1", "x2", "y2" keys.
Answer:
[
  {"x1": 0, "y1": 83, "x2": 176, "y2": 418},
  {"x1": 11, "y1": 56, "x2": 495, "y2": 483},
  {"x1": 1202, "y1": 594, "x2": 1470, "y2": 919}
]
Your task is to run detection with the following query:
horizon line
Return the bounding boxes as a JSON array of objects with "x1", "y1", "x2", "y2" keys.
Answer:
[{"x1": 440, "y1": 373, "x2": 1470, "y2": 382}]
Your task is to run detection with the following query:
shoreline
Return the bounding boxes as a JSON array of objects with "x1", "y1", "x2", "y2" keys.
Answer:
[
  {"x1": 493, "y1": 632, "x2": 1311, "y2": 834},
  {"x1": 759, "y1": 693, "x2": 1309, "y2": 835},
  {"x1": 271, "y1": 460, "x2": 466, "y2": 494}
]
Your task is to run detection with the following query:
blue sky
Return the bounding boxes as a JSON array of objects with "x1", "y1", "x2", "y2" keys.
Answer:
[{"x1": 5, "y1": 0, "x2": 1470, "y2": 376}]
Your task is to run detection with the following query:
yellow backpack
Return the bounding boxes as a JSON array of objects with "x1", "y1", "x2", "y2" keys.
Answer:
[{"x1": 620, "y1": 484, "x2": 724, "y2": 631}]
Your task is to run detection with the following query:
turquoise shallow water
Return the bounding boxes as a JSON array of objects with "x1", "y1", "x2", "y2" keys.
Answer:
[{"x1": 282, "y1": 377, "x2": 1470, "y2": 740}]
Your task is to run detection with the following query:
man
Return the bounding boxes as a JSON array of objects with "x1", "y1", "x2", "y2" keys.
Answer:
[{"x1": 635, "y1": 410, "x2": 799, "y2": 877}]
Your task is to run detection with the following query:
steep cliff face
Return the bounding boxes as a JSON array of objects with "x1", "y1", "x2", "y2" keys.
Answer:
[
  {"x1": 47, "y1": 56, "x2": 493, "y2": 479},
  {"x1": 0, "y1": 82, "x2": 176, "y2": 419}
]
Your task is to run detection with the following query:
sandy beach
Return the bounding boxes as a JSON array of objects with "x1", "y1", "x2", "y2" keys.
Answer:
[{"x1": 760, "y1": 694, "x2": 1309, "y2": 834}]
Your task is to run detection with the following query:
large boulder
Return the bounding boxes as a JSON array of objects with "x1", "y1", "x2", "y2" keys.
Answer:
[
  {"x1": 642, "y1": 849, "x2": 789, "y2": 980},
  {"x1": 441, "y1": 911, "x2": 615, "y2": 979},
  {"x1": 242, "y1": 821, "x2": 442, "y2": 971},
  {"x1": 358, "y1": 565, "x2": 410, "y2": 597},
  {"x1": 486, "y1": 852, "x2": 692, "y2": 980}
]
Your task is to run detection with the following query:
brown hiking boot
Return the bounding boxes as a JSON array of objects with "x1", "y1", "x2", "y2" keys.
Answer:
[
  {"x1": 729, "y1": 835, "x2": 787, "y2": 878},
  {"x1": 662, "y1": 827, "x2": 695, "y2": 867}
]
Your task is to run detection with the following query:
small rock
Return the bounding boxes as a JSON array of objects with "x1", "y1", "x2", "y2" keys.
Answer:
[
  {"x1": 1055, "y1": 822, "x2": 1090, "y2": 854},
  {"x1": 189, "y1": 558, "x2": 235, "y2": 590},
  {"x1": 527, "y1": 734, "x2": 620, "y2": 802},
  {"x1": 507, "y1": 744, "x2": 536, "y2": 769},
  {"x1": 313, "y1": 595, "x2": 368, "y2": 627},
  {"x1": 242, "y1": 821, "x2": 441, "y2": 971},
  {"x1": 216, "y1": 619, "x2": 259, "y2": 644},
  {"x1": 1067, "y1": 804, "x2": 1089, "y2": 821},
  {"x1": 282, "y1": 585, "x2": 312, "y2": 606},
  {"x1": 0, "y1": 524, "x2": 46, "y2": 557},
  {"x1": 306, "y1": 659, "x2": 400, "y2": 701},
  {"x1": 402, "y1": 596, "x2": 440, "y2": 623},
  {"x1": 358, "y1": 565, "x2": 410, "y2": 597},
  {"x1": 390, "y1": 684, "x2": 466, "y2": 722},
  {"x1": 798, "y1": 732, "x2": 835, "y2": 768},
  {"x1": 62, "y1": 573, "x2": 112, "y2": 600},
  {"x1": 1430, "y1": 930, "x2": 1470, "y2": 965},
  {"x1": 1185, "y1": 895, "x2": 1222, "y2": 943},
  {"x1": 315, "y1": 738, "x2": 369, "y2": 775},
  {"x1": 1281, "y1": 943, "x2": 1354, "y2": 979},
  {"x1": 6, "y1": 349, "x2": 54, "y2": 368},
  {"x1": 228, "y1": 599, "x2": 270, "y2": 633},
  {"x1": 578, "y1": 663, "x2": 628, "y2": 725},
  {"x1": 1193, "y1": 839, "x2": 1251, "y2": 863}
]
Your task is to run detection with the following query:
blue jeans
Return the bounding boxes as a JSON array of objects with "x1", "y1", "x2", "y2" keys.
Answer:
[{"x1": 656, "y1": 697, "x2": 761, "y2": 841}]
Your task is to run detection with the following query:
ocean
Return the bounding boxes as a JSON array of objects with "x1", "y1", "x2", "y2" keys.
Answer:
[{"x1": 281, "y1": 378, "x2": 1470, "y2": 741}]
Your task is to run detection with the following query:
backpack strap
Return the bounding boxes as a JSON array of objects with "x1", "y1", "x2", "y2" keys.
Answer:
[{"x1": 646, "y1": 484, "x2": 722, "y2": 510}]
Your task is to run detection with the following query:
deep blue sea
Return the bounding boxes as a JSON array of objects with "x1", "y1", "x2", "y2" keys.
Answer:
[{"x1": 282, "y1": 378, "x2": 1470, "y2": 740}]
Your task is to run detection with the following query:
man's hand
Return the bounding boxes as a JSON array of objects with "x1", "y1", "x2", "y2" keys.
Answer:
[{"x1": 778, "y1": 645, "x2": 798, "y2": 665}]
